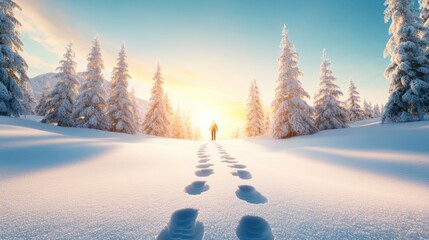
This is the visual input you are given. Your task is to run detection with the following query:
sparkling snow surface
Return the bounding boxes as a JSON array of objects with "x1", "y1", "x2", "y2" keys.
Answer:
[{"x1": 0, "y1": 116, "x2": 428, "y2": 239}]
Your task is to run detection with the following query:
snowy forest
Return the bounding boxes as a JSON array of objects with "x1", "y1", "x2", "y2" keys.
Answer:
[
  {"x1": 0, "y1": 0, "x2": 201, "y2": 140},
  {"x1": 2, "y1": 1, "x2": 427, "y2": 141}
]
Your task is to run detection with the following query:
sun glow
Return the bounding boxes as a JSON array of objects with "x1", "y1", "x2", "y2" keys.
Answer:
[
  {"x1": 198, "y1": 109, "x2": 220, "y2": 128},
  {"x1": 186, "y1": 101, "x2": 245, "y2": 140}
]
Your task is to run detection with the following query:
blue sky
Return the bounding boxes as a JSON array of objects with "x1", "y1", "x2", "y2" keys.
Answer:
[{"x1": 17, "y1": 0, "x2": 391, "y2": 137}]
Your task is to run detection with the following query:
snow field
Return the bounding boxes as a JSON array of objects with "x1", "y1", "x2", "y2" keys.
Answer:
[{"x1": 1, "y1": 116, "x2": 429, "y2": 239}]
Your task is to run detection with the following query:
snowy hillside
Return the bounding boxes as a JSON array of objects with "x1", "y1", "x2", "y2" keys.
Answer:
[
  {"x1": 0, "y1": 116, "x2": 428, "y2": 239},
  {"x1": 29, "y1": 73, "x2": 148, "y2": 114}
]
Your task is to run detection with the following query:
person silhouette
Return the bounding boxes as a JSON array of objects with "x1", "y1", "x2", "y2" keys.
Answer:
[{"x1": 209, "y1": 120, "x2": 218, "y2": 141}]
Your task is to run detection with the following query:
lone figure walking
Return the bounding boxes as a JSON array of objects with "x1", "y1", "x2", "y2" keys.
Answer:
[{"x1": 210, "y1": 120, "x2": 218, "y2": 141}]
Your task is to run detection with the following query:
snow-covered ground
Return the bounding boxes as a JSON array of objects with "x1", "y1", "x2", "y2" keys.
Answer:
[{"x1": 0, "y1": 116, "x2": 428, "y2": 239}]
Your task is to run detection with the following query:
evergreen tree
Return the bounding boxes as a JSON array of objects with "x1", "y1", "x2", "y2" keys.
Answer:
[
  {"x1": 373, "y1": 104, "x2": 382, "y2": 117},
  {"x1": 130, "y1": 87, "x2": 143, "y2": 133},
  {"x1": 182, "y1": 111, "x2": 193, "y2": 140},
  {"x1": 383, "y1": 0, "x2": 429, "y2": 122},
  {"x1": 0, "y1": 0, "x2": 29, "y2": 117},
  {"x1": 19, "y1": 81, "x2": 35, "y2": 115},
  {"x1": 264, "y1": 109, "x2": 271, "y2": 135},
  {"x1": 419, "y1": 0, "x2": 429, "y2": 114},
  {"x1": 420, "y1": 0, "x2": 429, "y2": 58},
  {"x1": 193, "y1": 127, "x2": 201, "y2": 141},
  {"x1": 368, "y1": 102, "x2": 374, "y2": 118},
  {"x1": 35, "y1": 81, "x2": 51, "y2": 116},
  {"x1": 72, "y1": 37, "x2": 108, "y2": 130},
  {"x1": 164, "y1": 92, "x2": 173, "y2": 136},
  {"x1": 142, "y1": 64, "x2": 170, "y2": 137},
  {"x1": 41, "y1": 43, "x2": 79, "y2": 126},
  {"x1": 171, "y1": 106, "x2": 184, "y2": 139},
  {"x1": 314, "y1": 49, "x2": 348, "y2": 130},
  {"x1": 231, "y1": 127, "x2": 243, "y2": 139},
  {"x1": 106, "y1": 44, "x2": 136, "y2": 134},
  {"x1": 346, "y1": 79, "x2": 364, "y2": 122},
  {"x1": 363, "y1": 100, "x2": 374, "y2": 119},
  {"x1": 271, "y1": 25, "x2": 317, "y2": 139},
  {"x1": 245, "y1": 80, "x2": 265, "y2": 137},
  {"x1": 164, "y1": 93, "x2": 173, "y2": 118}
]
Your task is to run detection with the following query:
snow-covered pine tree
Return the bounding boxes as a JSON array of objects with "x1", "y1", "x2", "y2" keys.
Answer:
[
  {"x1": 106, "y1": 44, "x2": 136, "y2": 134},
  {"x1": 193, "y1": 127, "x2": 201, "y2": 141},
  {"x1": 420, "y1": 0, "x2": 429, "y2": 57},
  {"x1": 314, "y1": 49, "x2": 349, "y2": 130},
  {"x1": 373, "y1": 104, "x2": 381, "y2": 117},
  {"x1": 419, "y1": 0, "x2": 429, "y2": 114},
  {"x1": 231, "y1": 127, "x2": 243, "y2": 139},
  {"x1": 72, "y1": 37, "x2": 108, "y2": 130},
  {"x1": 19, "y1": 81, "x2": 35, "y2": 115},
  {"x1": 164, "y1": 92, "x2": 173, "y2": 136},
  {"x1": 170, "y1": 106, "x2": 184, "y2": 139},
  {"x1": 142, "y1": 64, "x2": 170, "y2": 137},
  {"x1": 182, "y1": 111, "x2": 193, "y2": 140},
  {"x1": 245, "y1": 80, "x2": 265, "y2": 137},
  {"x1": 35, "y1": 81, "x2": 51, "y2": 116},
  {"x1": 130, "y1": 87, "x2": 143, "y2": 133},
  {"x1": 346, "y1": 79, "x2": 364, "y2": 122},
  {"x1": 264, "y1": 109, "x2": 271, "y2": 134},
  {"x1": 368, "y1": 102, "x2": 374, "y2": 118},
  {"x1": 271, "y1": 25, "x2": 317, "y2": 139},
  {"x1": 362, "y1": 100, "x2": 368, "y2": 119},
  {"x1": 0, "y1": 0, "x2": 29, "y2": 117},
  {"x1": 383, "y1": 0, "x2": 429, "y2": 122},
  {"x1": 363, "y1": 100, "x2": 374, "y2": 119},
  {"x1": 181, "y1": 112, "x2": 189, "y2": 139},
  {"x1": 41, "y1": 43, "x2": 79, "y2": 126}
]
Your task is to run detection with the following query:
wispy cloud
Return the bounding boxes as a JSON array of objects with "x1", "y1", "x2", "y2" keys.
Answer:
[
  {"x1": 16, "y1": 0, "x2": 131, "y2": 77},
  {"x1": 17, "y1": 0, "x2": 83, "y2": 60},
  {"x1": 15, "y1": 0, "x2": 203, "y2": 98},
  {"x1": 21, "y1": 52, "x2": 57, "y2": 70}
]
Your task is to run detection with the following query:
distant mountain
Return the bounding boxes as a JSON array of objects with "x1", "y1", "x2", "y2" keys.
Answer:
[
  {"x1": 29, "y1": 72, "x2": 148, "y2": 115},
  {"x1": 29, "y1": 72, "x2": 109, "y2": 100}
]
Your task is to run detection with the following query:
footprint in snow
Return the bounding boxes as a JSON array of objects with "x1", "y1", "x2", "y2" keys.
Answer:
[
  {"x1": 198, "y1": 159, "x2": 210, "y2": 163},
  {"x1": 232, "y1": 170, "x2": 252, "y2": 180},
  {"x1": 236, "y1": 215, "x2": 273, "y2": 240},
  {"x1": 185, "y1": 181, "x2": 210, "y2": 195},
  {"x1": 195, "y1": 169, "x2": 214, "y2": 177},
  {"x1": 229, "y1": 164, "x2": 246, "y2": 169},
  {"x1": 196, "y1": 163, "x2": 213, "y2": 169},
  {"x1": 197, "y1": 154, "x2": 210, "y2": 159},
  {"x1": 222, "y1": 156, "x2": 236, "y2": 160},
  {"x1": 235, "y1": 185, "x2": 267, "y2": 204},
  {"x1": 157, "y1": 208, "x2": 204, "y2": 240},
  {"x1": 222, "y1": 160, "x2": 238, "y2": 164}
]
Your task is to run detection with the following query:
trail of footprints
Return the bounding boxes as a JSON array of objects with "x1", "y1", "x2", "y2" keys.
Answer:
[{"x1": 157, "y1": 143, "x2": 273, "y2": 240}]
